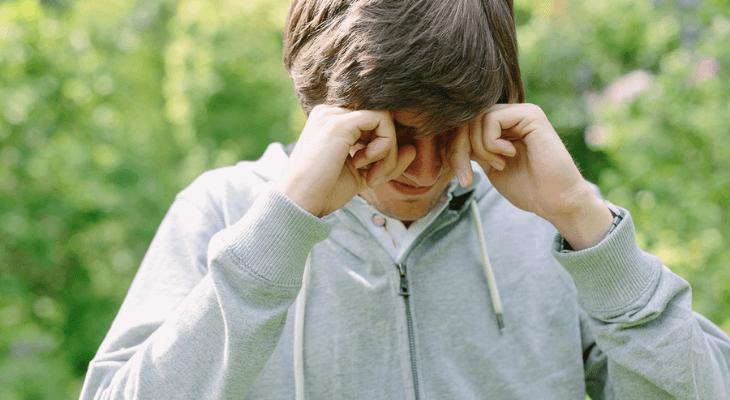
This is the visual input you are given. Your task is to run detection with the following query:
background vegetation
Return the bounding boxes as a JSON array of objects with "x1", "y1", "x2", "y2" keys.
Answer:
[{"x1": 1, "y1": 0, "x2": 728, "y2": 398}]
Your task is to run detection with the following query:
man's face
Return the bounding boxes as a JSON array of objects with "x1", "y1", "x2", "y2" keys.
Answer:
[{"x1": 359, "y1": 111, "x2": 455, "y2": 225}]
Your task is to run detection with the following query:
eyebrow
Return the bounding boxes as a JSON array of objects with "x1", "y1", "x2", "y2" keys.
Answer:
[
  {"x1": 393, "y1": 121, "x2": 418, "y2": 136},
  {"x1": 393, "y1": 116, "x2": 454, "y2": 140},
  {"x1": 393, "y1": 119, "x2": 418, "y2": 130}
]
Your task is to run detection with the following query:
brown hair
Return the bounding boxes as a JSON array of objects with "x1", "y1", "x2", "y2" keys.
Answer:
[{"x1": 283, "y1": 0, "x2": 524, "y2": 136}]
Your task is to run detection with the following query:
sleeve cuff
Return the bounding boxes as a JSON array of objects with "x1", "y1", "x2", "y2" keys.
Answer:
[
  {"x1": 210, "y1": 184, "x2": 332, "y2": 286},
  {"x1": 552, "y1": 207, "x2": 662, "y2": 312}
]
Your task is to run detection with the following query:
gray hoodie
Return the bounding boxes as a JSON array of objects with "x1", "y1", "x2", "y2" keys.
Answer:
[{"x1": 80, "y1": 143, "x2": 730, "y2": 399}]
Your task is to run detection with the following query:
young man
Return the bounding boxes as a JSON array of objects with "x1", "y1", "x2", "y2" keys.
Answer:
[{"x1": 81, "y1": 0, "x2": 730, "y2": 398}]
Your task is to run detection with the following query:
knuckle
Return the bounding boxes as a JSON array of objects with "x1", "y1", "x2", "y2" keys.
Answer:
[
  {"x1": 321, "y1": 118, "x2": 346, "y2": 137},
  {"x1": 447, "y1": 139, "x2": 466, "y2": 158},
  {"x1": 524, "y1": 103, "x2": 545, "y2": 117},
  {"x1": 490, "y1": 142, "x2": 507, "y2": 154},
  {"x1": 481, "y1": 113, "x2": 495, "y2": 128},
  {"x1": 471, "y1": 144, "x2": 488, "y2": 159},
  {"x1": 310, "y1": 104, "x2": 331, "y2": 117}
]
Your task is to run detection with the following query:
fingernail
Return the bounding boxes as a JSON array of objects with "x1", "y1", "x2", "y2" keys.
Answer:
[
  {"x1": 456, "y1": 170, "x2": 468, "y2": 187},
  {"x1": 488, "y1": 161, "x2": 504, "y2": 171}
]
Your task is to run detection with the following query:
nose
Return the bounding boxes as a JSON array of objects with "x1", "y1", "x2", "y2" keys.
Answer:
[{"x1": 401, "y1": 137, "x2": 443, "y2": 187}]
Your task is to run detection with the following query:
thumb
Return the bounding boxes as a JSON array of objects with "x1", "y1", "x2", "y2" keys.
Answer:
[{"x1": 447, "y1": 124, "x2": 474, "y2": 188}]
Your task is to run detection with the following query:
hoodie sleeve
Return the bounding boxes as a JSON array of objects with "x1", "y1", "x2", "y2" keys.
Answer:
[
  {"x1": 553, "y1": 207, "x2": 730, "y2": 399},
  {"x1": 79, "y1": 183, "x2": 331, "y2": 400}
]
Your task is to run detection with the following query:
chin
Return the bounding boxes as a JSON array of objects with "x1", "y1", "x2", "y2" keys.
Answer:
[
  {"x1": 359, "y1": 179, "x2": 451, "y2": 224},
  {"x1": 367, "y1": 200, "x2": 433, "y2": 223}
]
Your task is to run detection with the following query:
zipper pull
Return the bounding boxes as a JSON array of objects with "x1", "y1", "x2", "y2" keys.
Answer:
[{"x1": 397, "y1": 263, "x2": 409, "y2": 297}]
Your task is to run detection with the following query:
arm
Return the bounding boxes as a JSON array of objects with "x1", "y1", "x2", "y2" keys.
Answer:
[
  {"x1": 80, "y1": 185, "x2": 331, "y2": 399},
  {"x1": 556, "y1": 208, "x2": 730, "y2": 399},
  {"x1": 448, "y1": 103, "x2": 730, "y2": 398},
  {"x1": 81, "y1": 105, "x2": 409, "y2": 399}
]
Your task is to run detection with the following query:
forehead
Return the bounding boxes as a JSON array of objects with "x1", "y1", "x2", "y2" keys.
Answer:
[
  {"x1": 392, "y1": 110, "x2": 426, "y2": 127},
  {"x1": 392, "y1": 110, "x2": 455, "y2": 139}
]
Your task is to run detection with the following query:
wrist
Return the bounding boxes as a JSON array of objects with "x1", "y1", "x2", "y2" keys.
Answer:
[
  {"x1": 276, "y1": 176, "x2": 325, "y2": 218},
  {"x1": 549, "y1": 190, "x2": 613, "y2": 251}
]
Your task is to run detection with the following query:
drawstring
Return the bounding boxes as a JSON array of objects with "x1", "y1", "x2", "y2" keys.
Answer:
[
  {"x1": 470, "y1": 200, "x2": 505, "y2": 332},
  {"x1": 294, "y1": 199, "x2": 504, "y2": 399},
  {"x1": 294, "y1": 253, "x2": 311, "y2": 400}
]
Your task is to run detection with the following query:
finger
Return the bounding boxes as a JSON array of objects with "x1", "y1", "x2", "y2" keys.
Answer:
[
  {"x1": 482, "y1": 110, "x2": 518, "y2": 157},
  {"x1": 469, "y1": 116, "x2": 508, "y2": 171},
  {"x1": 352, "y1": 134, "x2": 392, "y2": 169},
  {"x1": 349, "y1": 139, "x2": 367, "y2": 158},
  {"x1": 447, "y1": 124, "x2": 474, "y2": 187},
  {"x1": 476, "y1": 156, "x2": 508, "y2": 175},
  {"x1": 485, "y1": 103, "x2": 548, "y2": 140},
  {"x1": 369, "y1": 144, "x2": 416, "y2": 188},
  {"x1": 365, "y1": 140, "x2": 397, "y2": 187},
  {"x1": 485, "y1": 103, "x2": 511, "y2": 113},
  {"x1": 347, "y1": 110, "x2": 394, "y2": 137},
  {"x1": 364, "y1": 112, "x2": 399, "y2": 183},
  {"x1": 469, "y1": 116, "x2": 485, "y2": 160},
  {"x1": 347, "y1": 111, "x2": 396, "y2": 168}
]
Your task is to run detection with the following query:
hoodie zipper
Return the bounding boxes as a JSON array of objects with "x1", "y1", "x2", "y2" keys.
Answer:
[
  {"x1": 395, "y1": 210, "x2": 462, "y2": 400},
  {"x1": 397, "y1": 263, "x2": 419, "y2": 400},
  {"x1": 339, "y1": 199, "x2": 470, "y2": 400}
]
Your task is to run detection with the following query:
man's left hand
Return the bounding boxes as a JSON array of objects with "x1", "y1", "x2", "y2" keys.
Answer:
[{"x1": 447, "y1": 103, "x2": 613, "y2": 250}]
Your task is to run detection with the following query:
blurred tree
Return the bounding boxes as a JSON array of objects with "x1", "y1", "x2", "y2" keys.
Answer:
[
  {"x1": 1, "y1": 0, "x2": 300, "y2": 398},
  {"x1": 0, "y1": 0, "x2": 728, "y2": 398},
  {"x1": 517, "y1": 0, "x2": 730, "y2": 332}
]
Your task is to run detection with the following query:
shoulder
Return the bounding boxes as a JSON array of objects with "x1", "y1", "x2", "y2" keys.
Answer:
[{"x1": 175, "y1": 142, "x2": 290, "y2": 227}]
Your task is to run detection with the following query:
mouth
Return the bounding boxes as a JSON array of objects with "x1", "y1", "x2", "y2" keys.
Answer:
[{"x1": 387, "y1": 180, "x2": 434, "y2": 196}]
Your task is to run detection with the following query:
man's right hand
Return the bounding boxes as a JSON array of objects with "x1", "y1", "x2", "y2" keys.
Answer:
[{"x1": 276, "y1": 105, "x2": 416, "y2": 217}]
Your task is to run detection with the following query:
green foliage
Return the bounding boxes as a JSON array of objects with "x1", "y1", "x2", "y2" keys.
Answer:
[
  {"x1": 592, "y1": 9, "x2": 730, "y2": 324},
  {"x1": 1, "y1": 0, "x2": 728, "y2": 398},
  {"x1": 1, "y1": 0, "x2": 299, "y2": 398},
  {"x1": 517, "y1": 0, "x2": 730, "y2": 333}
]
